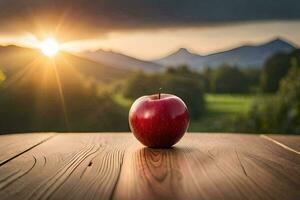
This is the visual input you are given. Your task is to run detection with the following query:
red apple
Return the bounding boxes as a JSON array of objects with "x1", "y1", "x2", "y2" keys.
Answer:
[{"x1": 129, "y1": 93, "x2": 189, "y2": 148}]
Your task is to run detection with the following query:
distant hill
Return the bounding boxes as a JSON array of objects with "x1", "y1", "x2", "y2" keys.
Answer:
[
  {"x1": 0, "y1": 45, "x2": 130, "y2": 133},
  {"x1": 79, "y1": 49, "x2": 163, "y2": 72},
  {"x1": 154, "y1": 38, "x2": 296, "y2": 70},
  {"x1": 0, "y1": 45, "x2": 132, "y2": 83},
  {"x1": 156, "y1": 48, "x2": 201, "y2": 66}
]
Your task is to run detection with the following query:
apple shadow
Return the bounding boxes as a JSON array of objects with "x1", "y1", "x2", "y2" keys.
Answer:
[
  {"x1": 137, "y1": 144, "x2": 202, "y2": 153},
  {"x1": 136, "y1": 146, "x2": 196, "y2": 157}
]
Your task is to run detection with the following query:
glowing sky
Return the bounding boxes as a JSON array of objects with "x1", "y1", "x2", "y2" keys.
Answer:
[
  {"x1": 0, "y1": 20, "x2": 299, "y2": 60},
  {"x1": 0, "y1": 0, "x2": 299, "y2": 59}
]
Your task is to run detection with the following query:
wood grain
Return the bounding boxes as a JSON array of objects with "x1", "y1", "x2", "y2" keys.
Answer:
[
  {"x1": 0, "y1": 133, "x2": 130, "y2": 200},
  {"x1": 0, "y1": 133, "x2": 54, "y2": 165},
  {"x1": 113, "y1": 133, "x2": 300, "y2": 200},
  {"x1": 263, "y1": 134, "x2": 300, "y2": 152},
  {"x1": 0, "y1": 133, "x2": 299, "y2": 200}
]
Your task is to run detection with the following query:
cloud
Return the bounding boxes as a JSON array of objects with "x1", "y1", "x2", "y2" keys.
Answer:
[{"x1": 0, "y1": 0, "x2": 299, "y2": 40}]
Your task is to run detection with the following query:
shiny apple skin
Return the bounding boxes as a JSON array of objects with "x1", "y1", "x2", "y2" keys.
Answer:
[{"x1": 129, "y1": 93, "x2": 189, "y2": 148}]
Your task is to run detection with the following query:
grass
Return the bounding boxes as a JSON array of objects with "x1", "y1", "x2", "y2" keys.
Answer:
[{"x1": 189, "y1": 94, "x2": 254, "y2": 132}]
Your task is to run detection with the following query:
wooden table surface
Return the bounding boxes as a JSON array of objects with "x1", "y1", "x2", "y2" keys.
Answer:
[{"x1": 0, "y1": 133, "x2": 299, "y2": 200}]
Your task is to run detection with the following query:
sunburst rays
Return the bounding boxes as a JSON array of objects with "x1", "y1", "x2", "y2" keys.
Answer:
[
  {"x1": 50, "y1": 58, "x2": 70, "y2": 130},
  {"x1": 0, "y1": 52, "x2": 85, "y2": 131}
]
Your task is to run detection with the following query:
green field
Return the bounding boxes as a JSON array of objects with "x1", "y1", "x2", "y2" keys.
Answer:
[{"x1": 189, "y1": 94, "x2": 254, "y2": 132}]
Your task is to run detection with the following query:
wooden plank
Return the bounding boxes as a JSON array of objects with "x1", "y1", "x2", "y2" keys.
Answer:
[
  {"x1": 262, "y1": 134, "x2": 300, "y2": 153},
  {"x1": 113, "y1": 133, "x2": 300, "y2": 200},
  {"x1": 0, "y1": 133, "x2": 54, "y2": 165},
  {"x1": 0, "y1": 133, "x2": 130, "y2": 200}
]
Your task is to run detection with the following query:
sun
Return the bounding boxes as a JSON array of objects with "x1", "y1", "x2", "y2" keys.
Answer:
[{"x1": 40, "y1": 38, "x2": 60, "y2": 57}]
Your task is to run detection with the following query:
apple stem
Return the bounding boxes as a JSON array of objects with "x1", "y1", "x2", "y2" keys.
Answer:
[{"x1": 158, "y1": 88, "x2": 162, "y2": 99}]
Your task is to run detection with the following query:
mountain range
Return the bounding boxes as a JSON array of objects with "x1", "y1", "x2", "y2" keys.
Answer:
[
  {"x1": 80, "y1": 49, "x2": 162, "y2": 72},
  {"x1": 154, "y1": 38, "x2": 296, "y2": 70},
  {"x1": 0, "y1": 37, "x2": 297, "y2": 82}
]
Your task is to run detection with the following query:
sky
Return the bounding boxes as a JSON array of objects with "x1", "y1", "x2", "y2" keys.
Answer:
[{"x1": 0, "y1": 0, "x2": 299, "y2": 59}]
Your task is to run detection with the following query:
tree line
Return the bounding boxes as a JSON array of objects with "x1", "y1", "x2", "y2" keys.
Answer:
[{"x1": 236, "y1": 50, "x2": 300, "y2": 134}]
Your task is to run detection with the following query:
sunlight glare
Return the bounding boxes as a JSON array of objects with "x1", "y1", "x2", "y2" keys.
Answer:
[{"x1": 40, "y1": 38, "x2": 60, "y2": 57}]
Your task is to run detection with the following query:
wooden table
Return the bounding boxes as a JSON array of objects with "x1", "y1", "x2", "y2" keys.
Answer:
[{"x1": 0, "y1": 133, "x2": 299, "y2": 200}]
